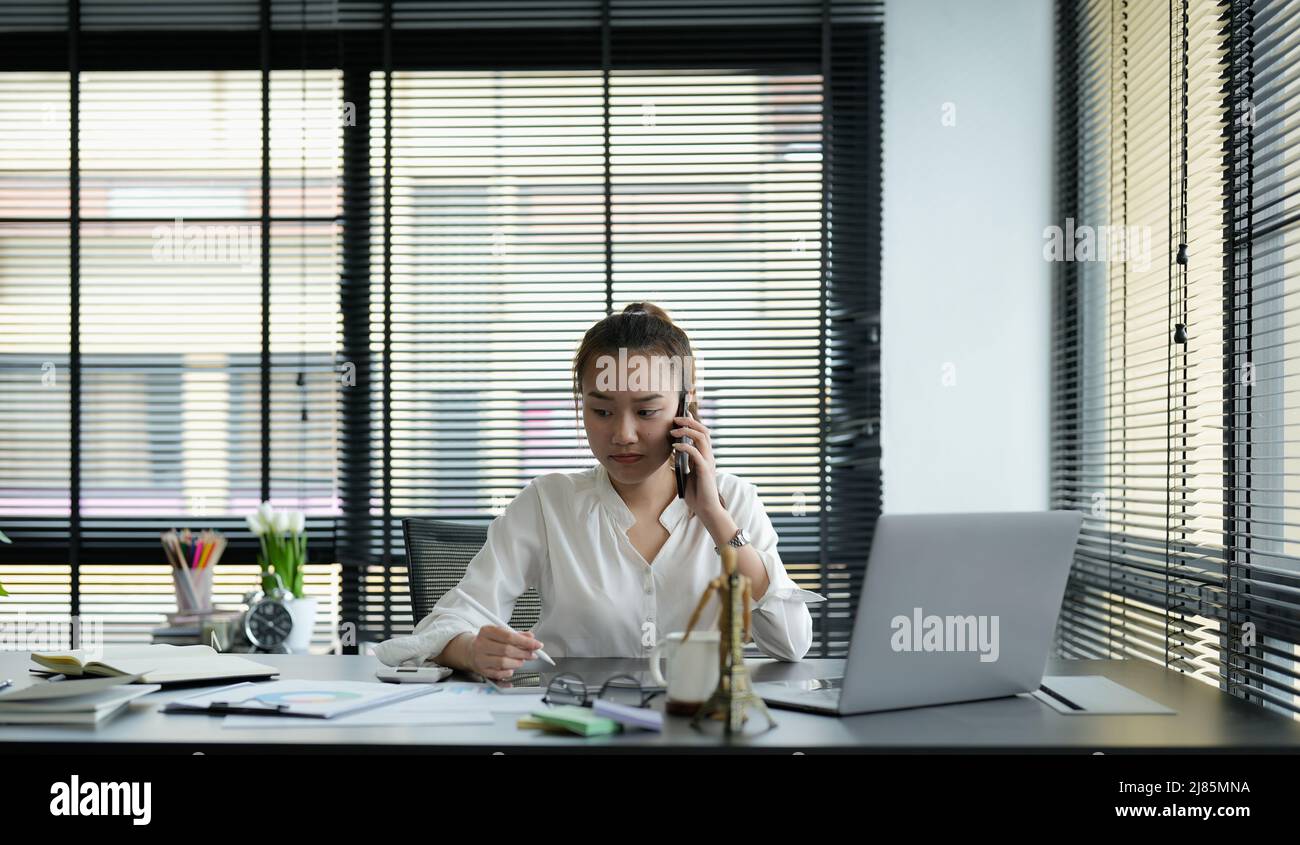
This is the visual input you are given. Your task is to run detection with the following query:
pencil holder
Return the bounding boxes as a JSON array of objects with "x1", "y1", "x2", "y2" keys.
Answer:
[
  {"x1": 174, "y1": 565, "x2": 213, "y2": 614},
  {"x1": 161, "y1": 528, "x2": 226, "y2": 615}
]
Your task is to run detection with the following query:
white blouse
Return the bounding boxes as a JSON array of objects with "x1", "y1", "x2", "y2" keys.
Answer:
[{"x1": 374, "y1": 463, "x2": 826, "y2": 668}]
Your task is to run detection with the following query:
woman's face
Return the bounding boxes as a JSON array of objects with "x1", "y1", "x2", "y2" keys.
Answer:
[{"x1": 580, "y1": 351, "x2": 689, "y2": 487}]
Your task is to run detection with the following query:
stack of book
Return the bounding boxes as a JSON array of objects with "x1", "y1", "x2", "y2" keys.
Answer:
[
  {"x1": 151, "y1": 610, "x2": 241, "y2": 646},
  {"x1": 0, "y1": 674, "x2": 159, "y2": 726}
]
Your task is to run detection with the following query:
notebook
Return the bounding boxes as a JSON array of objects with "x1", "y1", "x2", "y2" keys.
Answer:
[
  {"x1": 592, "y1": 698, "x2": 664, "y2": 732},
  {"x1": 0, "y1": 682, "x2": 160, "y2": 725},
  {"x1": 529, "y1": 705, "x2": 621, "y2": 737},
  {"x1": 30, "y1": 644, "x2": 278, "y2": 686}
]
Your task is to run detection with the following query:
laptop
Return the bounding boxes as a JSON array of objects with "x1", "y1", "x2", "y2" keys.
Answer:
[{"x1": 755, "y1": 511, "x2": 1083, "y2": 716}]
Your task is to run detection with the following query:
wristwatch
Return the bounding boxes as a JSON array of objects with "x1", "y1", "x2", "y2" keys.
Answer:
[{"x1": 713, "y1": 528, "x2": 750, "y2": 555}]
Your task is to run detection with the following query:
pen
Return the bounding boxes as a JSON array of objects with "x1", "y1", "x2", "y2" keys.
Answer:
[{"x1": 451, "y1": 586, "x2": 556, "y2": 666}]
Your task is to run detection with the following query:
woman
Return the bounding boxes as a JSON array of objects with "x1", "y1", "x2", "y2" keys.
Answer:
[{"x1": 376, "y1": 302, "x2": 823, "y2": 679}]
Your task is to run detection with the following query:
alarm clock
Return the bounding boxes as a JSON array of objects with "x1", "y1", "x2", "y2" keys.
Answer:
[{"x1": 236, "y1": 584, "x2": 294, "y2": 653}]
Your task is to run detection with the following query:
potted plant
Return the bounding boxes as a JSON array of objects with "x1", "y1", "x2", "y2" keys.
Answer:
[{"x1": 245, "y1": 503, "x2": 316, "y2": 653}]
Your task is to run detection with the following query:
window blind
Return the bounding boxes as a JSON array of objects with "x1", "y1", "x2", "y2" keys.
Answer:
[
  {"x1": 0, "y1": 1, "x2": 882, "y2": 658},
  {"x1": 0, "y1": 44, "x2": 345, "y2": 645},
  {"x1": 1229, "y1": 0, "x2": 1300, "y2": 716},
  {"x1": 340, "y1": 3, "x2": 883, "y2": 653},
  {"x1": 0, "y1": 70, "x2": 72, "y2": 627},
  {"x1": 1053, "y1": 0, "x2": 1300, "y2": 718}
]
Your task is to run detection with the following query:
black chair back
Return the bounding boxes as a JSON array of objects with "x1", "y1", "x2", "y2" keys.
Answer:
[{"x1": 401, "y1": 517, "x2": 542, "y2": 631}]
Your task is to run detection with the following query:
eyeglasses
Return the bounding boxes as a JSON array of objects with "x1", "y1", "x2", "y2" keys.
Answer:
[{"x1": 542, "y1": 672, "x2": 662, "y2": 709}]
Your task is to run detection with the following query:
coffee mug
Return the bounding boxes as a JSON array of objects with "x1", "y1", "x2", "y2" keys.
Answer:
[{"x1": 649, "y1": 630, "x2": 721, "y2": 716}]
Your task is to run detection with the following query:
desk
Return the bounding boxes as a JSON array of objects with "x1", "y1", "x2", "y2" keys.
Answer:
[{"x1": 1, "y1": 653, "x2": 1298, "y2": 752}]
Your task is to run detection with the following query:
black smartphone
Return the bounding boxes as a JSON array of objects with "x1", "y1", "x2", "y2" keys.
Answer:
[
  {"x1": 673, "y1": 389, "x2": 693, "y2": 499},
  {"x1": 482, "y1": 671, "x2": 544, "y2": 692}
]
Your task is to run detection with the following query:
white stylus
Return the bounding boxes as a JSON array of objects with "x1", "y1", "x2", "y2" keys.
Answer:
[{"x1": 452, "y1": 586, "x2": 556, "y2": 666}]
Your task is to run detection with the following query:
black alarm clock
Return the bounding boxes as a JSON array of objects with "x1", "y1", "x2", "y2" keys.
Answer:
[
  {"x1": 245, "y1": 596, "x2": 293, "y2": 652},
  {"x1": 237, "y1": 580, "x2": 294, "y2": 653}
]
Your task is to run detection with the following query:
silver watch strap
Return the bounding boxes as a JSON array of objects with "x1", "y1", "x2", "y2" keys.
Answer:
[{"x1": 713, "y1": 528, "x2": 748, "y2": 555}]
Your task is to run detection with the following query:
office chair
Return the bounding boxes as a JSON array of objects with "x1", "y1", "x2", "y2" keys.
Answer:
[{"x1": 401, "y1": 517, "x2": 542, "y2": 632}]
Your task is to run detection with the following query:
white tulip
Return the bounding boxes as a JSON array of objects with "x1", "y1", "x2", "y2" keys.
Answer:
[
  {"x1": 272, "y1": 510, "x2": 292, "y2": 535},
  {"x1": 258, "y1": 501, "x2": 275, "y2": 526},
  {"x1": 244, "y1": 514, "x2": 266, "y2": 536},
  {"x1": 291, "y1": 511, "x2": 306, "y2": 536}
]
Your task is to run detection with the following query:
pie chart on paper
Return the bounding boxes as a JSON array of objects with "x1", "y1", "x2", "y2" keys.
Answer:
[{"x1": 255, "y1": 690, "x2": 365, "y2": 706}]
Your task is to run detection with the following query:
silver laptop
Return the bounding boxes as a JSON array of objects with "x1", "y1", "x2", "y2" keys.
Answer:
[{"x1": 755, "y1": 511, "x2": 1083, "y2": 716}]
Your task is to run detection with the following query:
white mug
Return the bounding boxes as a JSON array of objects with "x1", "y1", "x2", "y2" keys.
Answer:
[{"x1": 650, "y1": 630, "x2": 721, "y2": 715}]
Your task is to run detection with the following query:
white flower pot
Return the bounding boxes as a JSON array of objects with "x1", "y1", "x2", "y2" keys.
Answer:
[{"x1": 284, "y1": 596, "x2": 319, "y2": 654}]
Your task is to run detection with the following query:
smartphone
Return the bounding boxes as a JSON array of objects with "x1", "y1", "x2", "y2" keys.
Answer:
[
  {"x1": 673, "y1": 389, "x2": 694, "y2": 499},
  {"x1": 482, "y1": 671, "x2": 544, "y2": 693}
]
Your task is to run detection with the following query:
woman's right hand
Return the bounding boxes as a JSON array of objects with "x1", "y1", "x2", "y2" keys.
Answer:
[{"x1": 467, "y1": 625, "x2": 543, "y2": 680}]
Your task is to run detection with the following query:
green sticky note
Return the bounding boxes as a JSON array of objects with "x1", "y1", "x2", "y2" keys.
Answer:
[{"x1": 531, "y1": 705, "x2": 621, "y2": 737}]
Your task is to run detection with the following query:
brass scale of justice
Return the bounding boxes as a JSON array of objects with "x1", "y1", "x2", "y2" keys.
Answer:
[{"x1": 679, "y1": 543, "x2": 778, "y2": 734}]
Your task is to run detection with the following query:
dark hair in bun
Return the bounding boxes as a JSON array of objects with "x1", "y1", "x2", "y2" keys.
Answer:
[{"x1": 572, "y1": 302, "x2": 698, "y2": 418}]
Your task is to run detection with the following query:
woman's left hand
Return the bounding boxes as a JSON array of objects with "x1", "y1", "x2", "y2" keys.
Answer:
[{"x1": 671, "y1": 415, "x2": 724, "y2": 520}]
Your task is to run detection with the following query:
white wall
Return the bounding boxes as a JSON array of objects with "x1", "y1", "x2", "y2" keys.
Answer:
[{"x1": 881, "y1": 0, "x2": 1054, "y2": 514}]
